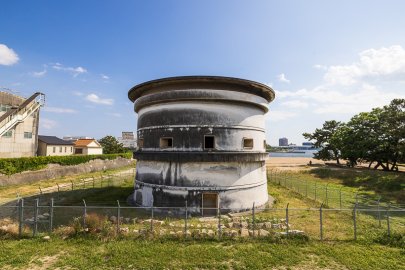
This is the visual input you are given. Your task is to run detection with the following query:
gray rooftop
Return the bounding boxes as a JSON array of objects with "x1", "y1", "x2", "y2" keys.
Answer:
[{"x1": 38, "y1": 135, "x2": 74, "y2": 145}]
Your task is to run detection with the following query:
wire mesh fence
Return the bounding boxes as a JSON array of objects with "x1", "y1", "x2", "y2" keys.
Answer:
[
  {"x1": 267, "y1": 169, "x2": 403, "y2": 210},
  {"x1": 1, "y1": 199, "x2": 403, "y2": 241}
]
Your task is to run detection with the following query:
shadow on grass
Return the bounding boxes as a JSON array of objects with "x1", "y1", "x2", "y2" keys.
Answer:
[{"x1": 309, "y1": 167, "x2": 405, "y2": 204}]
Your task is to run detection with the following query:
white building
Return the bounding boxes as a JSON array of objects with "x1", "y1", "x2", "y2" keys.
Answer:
[
  {"x1": 117, "y1": 131, "x2": 137, "y2": 149},
  {"x1": 74, "y1": 139, "x2": 103, "y2": 155},
  {"x1": 0, "y1": 91, "x2": 45, "y2": 158},
  {"x1": 37, "y1": 135, "x2": 74, "y2": 156}
]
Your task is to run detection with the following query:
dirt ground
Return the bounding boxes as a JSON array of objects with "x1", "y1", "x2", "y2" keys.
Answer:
[{"x1": 266, "y1": 157, "x2": 325, "y2": 171}]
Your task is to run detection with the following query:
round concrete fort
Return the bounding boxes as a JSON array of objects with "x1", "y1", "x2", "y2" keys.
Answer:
[{"x1": 128, "y1": 76, "x2": 275, "y2": 215}]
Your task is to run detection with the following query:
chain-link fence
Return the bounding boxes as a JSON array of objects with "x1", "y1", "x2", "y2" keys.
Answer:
[
  {"x1": 267, "y1": 169, "x2": 404, "y2": 210},
  {"x1": 1, "y1": 199, "x2": 403, "y2": 241}
]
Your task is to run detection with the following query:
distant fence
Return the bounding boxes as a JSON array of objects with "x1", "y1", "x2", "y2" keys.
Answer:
[
  {"x1": 266, "y1": 169, "x2": 404, "y2": 210},
  {"x1": 1, "y1": 168, "x2": 135, "y2": 205},
  {"x1": 0, "y1": 199, "x2": 404, "y2": 241}
]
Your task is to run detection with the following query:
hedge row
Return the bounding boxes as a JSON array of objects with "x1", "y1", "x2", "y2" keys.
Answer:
[{"x1": 0, "y1": 152, "x2": 133, "y2": 175}]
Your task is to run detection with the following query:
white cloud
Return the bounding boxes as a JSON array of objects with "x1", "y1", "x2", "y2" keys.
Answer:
[
  {"x1": 267, "y1": 110, "x2": 297, "y2": 122},
  {"x1": 313, "y1": 64, "x2": 327, "y2": 70},
  {"x1": 85, "y1": 93, "x2": 113, "y2": 105},
  {"x1": 101, "y1": 74, "x2": 110, "y2": 80},
  {"x1": 40, "y1": 118, "x2": 57, "y2": 130},
  {"x1": 276, "y1": 84, "x2": 404, "y2": 114},
  {"x1": 0, "y1": 44, "x2": 19, "y2": 66},
  {"x1": 72, "y1": 91, "x2": 84, "y2": 96},
  {"x1": 324, "y1": 45, "x2": 405, "y2": 85},
  {"x1": 52, "y1": 63, "x2": 87, "y2": 77},
  {"x1": 42, "y1": 107, "x2": 77, "y2": 113},
  {"x1": 106, "y1": 112, "x2": 121, "y2": 117},
  {"x1": 30, "y1": 69, "x2": 47, "y2": 78},
  {"x1": 277, "y1": 73, "x2": 290, "y2": 83},
  {"x1": 281, "y1": 100, "x2": 309, "y2": 109}
]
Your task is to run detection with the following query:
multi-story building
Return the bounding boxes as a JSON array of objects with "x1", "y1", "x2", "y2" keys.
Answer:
[
  {"x1": 0, "y1": 91, "x2": 45, "y2": 158},
  {"x1": 279, "y1": 137, "x2": 288, "y2": 146},
  {"x1": 117, "y1": 131, "x2": 137, "y2": 149}
]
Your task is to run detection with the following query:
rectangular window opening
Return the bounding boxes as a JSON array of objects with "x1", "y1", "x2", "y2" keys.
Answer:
[
  {"x1": 138, "y1": 139, "x2": 144, "y2": 148},
  {"x1": 204, "y1": 135, "x2": 215, "y2": 149},
  {"x1": 2, "y1": 130, "x2": 13, "y2": 138},
  {"x1": 160, "y1": 137, "x2": 173, "y2": 148},
  {"x1": 243, "y1": 138, "x2": 254, "y2": 149},
  {"x1": 24, "y1": 132, "x2": 32, "y2": 139}
]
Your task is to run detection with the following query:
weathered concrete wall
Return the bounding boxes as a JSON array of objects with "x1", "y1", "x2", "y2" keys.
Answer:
[
  {"x1": 0, "y1": 157, "x2": 133, "y2": 186},
  {"x1": 128, "y1": 76, "x2": 275, "y2": 213},
  {"x1": 0, "y1": 92, "x2": 39, "y2": 158}
]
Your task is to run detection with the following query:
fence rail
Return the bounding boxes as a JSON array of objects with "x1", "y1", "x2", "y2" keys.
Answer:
[{"x1": 1, "y1": 198, "x2": 404, "y2": 241}]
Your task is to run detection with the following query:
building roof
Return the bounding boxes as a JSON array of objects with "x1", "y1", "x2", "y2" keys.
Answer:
[
  {"x1": 74, "y1": 139, "x2": 102, "y2": 148},
  {"x1": 128, "y1": 76, "x2": 275, "y2": 103},
  {"x1": 38, "y1": 135, "x2": 74, "y2": 145}
]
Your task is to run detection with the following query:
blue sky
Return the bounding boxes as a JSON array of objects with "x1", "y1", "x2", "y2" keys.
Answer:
[{"x1": 1, "y1": 0, "x2": 405, "y2": 145}]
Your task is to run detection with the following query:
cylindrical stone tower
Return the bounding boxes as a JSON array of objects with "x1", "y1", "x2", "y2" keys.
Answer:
[{"x1": 128, "y1": 76, "x2": 275, "y2": 214}]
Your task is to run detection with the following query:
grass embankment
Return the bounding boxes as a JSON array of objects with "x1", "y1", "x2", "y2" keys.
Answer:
[
  {"x1": 0, "y1": 163, "x2": 135, "y2": 205},
  {"x1": 0, "y1": 152, "x2": 133, "y2": 175},
  {"x1": 268, "y1": 167, "x2": 405, "y2": 206}
]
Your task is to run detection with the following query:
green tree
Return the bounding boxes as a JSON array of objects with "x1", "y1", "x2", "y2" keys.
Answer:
[
  {"x1": 98, "y1": 135, "x2": 125, "y2": 154},
  {"x1": 303, "y1": 120, "x2": 343, "y2": 164}
]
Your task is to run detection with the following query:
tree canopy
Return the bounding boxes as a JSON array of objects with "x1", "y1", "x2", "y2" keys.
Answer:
[
  {"x1": 98, "y1": 135, "x2": 125, "y2": 154},
  {"x1": 303, "y1": 99, "x2": 405, "y2": 171}
]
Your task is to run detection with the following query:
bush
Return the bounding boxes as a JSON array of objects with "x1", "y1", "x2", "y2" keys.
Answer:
[{"x1": 0, "y1": 152, "x2": 133, "y2": 175}]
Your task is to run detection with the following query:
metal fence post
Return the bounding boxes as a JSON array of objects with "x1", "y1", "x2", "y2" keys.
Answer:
[
  {"x1": 83, "y1": 179, "x2": 86, "y2": 189},
  {"x1": 314, "y1": 182, "x2": 317, "y2": 201},
  {"x1": 150, "y1": 203, "x2": 154, "y2": 234},
  {"x1": 218, "y1": 202, "x2": 222, "y2": 239},
  {"x1": 71, "y1": 181, "x2": 74, "y2": 191},
  {"x1": 49, "y1": 198, "x2": 54, "y2": 233},
  {"x1": 185, "y1": 200, "x2": 188, "y2": 237},
  {"x1": 339, "y1": 187, "x2": 343, "y2": 209},
  {"x1": 117, "y1": 200, "x2": 121, "y2": 235},
  {"x1": 92, "y1": 177, "x2": 95, "y2": 188},
  {"x1": 252, "y1": 202, "x2": 255, "y2": 238},
  {"x1": 353, "y1": 203, "x2": 357, "y2": 240},
  {"x1": 56, "y1": 184, "x2": 60, "y2": 199},
  {"x1": 320, "y1": 203, "x2": 323, "y2": 240},
  {"x1": 325, "y1": 184, "x2": 329, "y2": 206},
  {"x1": 305, "y1": 180, "x2": 308, "y2": 197},
  {"x1": 377, "y1": 197, "x2": 381, "y2": 227},
  {"x1": 286, "y1": 203, "x2": 289, "y2": 236},
  {"x1": 82, "y1": 199, "x2": 87, "y2": 229},
  {"x1": 18, "y1": 198, "x2": 24, "y2": 237},
  {"x1": 386, "y1": 203, "x2": 391, "y2": 236},
  {"x1": 33, "y1": 198, "x2": 39, "y2": 237}
]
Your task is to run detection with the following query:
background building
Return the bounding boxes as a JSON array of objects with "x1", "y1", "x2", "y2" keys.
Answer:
[
  {"x1": 73, "y1": 138, "x2": 103, "y2": 155},
  {"x1": 117, "y1": 131, "x2": 137, "y2": 149},
  {"x1": 37, "y1": 135, "x2": 74, "y2": 156},
  {"x1": 279, "y1": 137, "x2": 288, "y2": 146},
  {"x1": 0, "y1": 91, "x2": 45, "y2": 158}
]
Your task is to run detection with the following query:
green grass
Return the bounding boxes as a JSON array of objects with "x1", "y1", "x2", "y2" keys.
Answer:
[
  {"x1": 0, "y1": 237, "x2": 404, "y2": 269},
  {"x1": 268, "y1": 167, "x2": 405, "y2": 206},
  {"x1": 0, "y1": 165, "x2": 404, "y2": 269}
]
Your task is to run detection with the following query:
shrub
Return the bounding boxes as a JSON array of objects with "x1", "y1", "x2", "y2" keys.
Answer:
[{"x1": 0, "y1": 152, "x2": 133, "y2": 175}]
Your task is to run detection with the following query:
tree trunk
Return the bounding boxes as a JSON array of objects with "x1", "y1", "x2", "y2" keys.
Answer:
[
  {"x1": 368, "y1": 161, "x2": 373, "y2": 168},
  {"x1": 391, "y1": 160, "x2": 397, "y2": 171}
]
